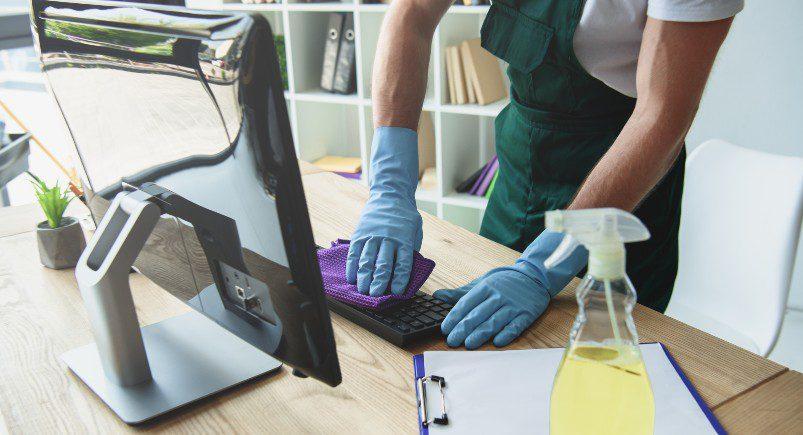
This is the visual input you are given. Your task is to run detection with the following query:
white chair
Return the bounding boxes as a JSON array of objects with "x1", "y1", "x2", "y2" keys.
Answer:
[{"x1": 665, "y1": 139, "x2": 803, "y2": 356}]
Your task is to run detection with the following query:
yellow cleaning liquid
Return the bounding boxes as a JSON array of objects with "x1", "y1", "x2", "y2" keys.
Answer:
[{"x1": 550, "y1": 344, "x2": 654, "y2": 435}]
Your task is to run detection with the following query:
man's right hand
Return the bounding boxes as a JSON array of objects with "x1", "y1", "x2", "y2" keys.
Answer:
[{"x1": 346, "y1": 127, "x2": 423, "y2": 297}]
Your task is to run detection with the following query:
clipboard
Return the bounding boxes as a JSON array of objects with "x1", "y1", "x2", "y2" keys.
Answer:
[{"x1": 413, "y1": 343, "x2": 726, "y2": 435}]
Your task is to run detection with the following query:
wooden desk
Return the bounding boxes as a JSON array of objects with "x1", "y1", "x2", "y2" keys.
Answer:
[{"x1": 0, "y1": 171, "x2": 799, "y2": 434}]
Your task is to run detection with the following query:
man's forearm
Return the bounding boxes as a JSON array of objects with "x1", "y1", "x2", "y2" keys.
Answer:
[
  {"x1": 372, "y1": 0, "x2": 450, "y2": 130},
  {"x1": 568, "y1": 108, "x2": 686, "y2": 211}
]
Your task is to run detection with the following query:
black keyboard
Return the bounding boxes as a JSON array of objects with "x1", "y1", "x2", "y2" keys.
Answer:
[{"x1": 326, "y1": 292, "x2": 453, "y2": 347}]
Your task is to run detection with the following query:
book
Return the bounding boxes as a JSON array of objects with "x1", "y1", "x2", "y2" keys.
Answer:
[
  {"x1": 313, "y1": 155, "x2": 362, "y2": 173},
  {"x1": 469, "y1": 157, "x2": 495, "y2": 195},
  {"x1": 445, "y1": 45, "x2": 457, "y2": 104},
  {"x1": 417, "y1": 112, "x2": 436, "y2": 177},
  {"x1": 484, "y1": 169, "x2": 499, "y2": 198},
  {"x1": 332, "y1": 13, "x2": 356, "y2": 94},
  {"x1": 460, "y1": 38, "x2": 506, "y2": 105},
  {"x1": 456, "y1": 166, "x2": 484, "y2": 193},
  {"x1": 474, "y1": 156, "x2": 498, "y2": 196},
  {"x1": 449, "y1": 46, "x2": 468, "y2": 105},
  {"x1": 320, "y1": 13, "x2": 345, "y2": 92},
  {"x1": 460, "y1": 43, "x2": 477, "y2": 104}
]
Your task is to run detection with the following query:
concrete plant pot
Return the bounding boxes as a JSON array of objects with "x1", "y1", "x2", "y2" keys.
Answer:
[{"x1": 36, "y1": 217, "x2": 86, "y2": 270}]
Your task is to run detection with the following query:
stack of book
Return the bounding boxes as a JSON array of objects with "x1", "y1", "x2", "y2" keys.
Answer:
[
  {"x1": 456, "y1": 156, "x2": 498, "y2": 198},
  {"x1": 444, "y1": 38, "x2": 507, "y2": 106},
  {"x1": 313, "y1": 155, "x2": 362, "y2": 180}
]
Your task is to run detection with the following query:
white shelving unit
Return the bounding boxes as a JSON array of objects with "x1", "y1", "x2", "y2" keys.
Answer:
[{"x1": 189, "y1": 0, "x2": 507, "y2": 233}]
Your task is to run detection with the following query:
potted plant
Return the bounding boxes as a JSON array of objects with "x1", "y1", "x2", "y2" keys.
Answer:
[{"x1": 29, "y1": 173, "x2": 86, "y2": 269}]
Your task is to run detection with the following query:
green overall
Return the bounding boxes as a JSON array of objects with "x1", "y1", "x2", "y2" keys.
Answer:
[{"x1": 479, "y1": 0, "x2": 685, "y2": 312}]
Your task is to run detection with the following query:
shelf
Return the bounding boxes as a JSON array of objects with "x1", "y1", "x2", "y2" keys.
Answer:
[
  {"x1": 358, "y1": 4, "x2": 489, "y2": 14},
  {"x1": 442, "y1": 192, "x2": 488, "y2": 209},
  {"x1": 207, "y1": 2, "x2": 489, "y2": 14},
  {"x1": 287, "y1": 3, "x2": 356, "y2": 12},
  {"x1": 448, "y1": 5, "x2": 491, "y2": 14},
  {"x1": 216, "y1": 2, "x2": 283, "y2": 11},
  {"x1": 415, "y1": 189, "x2": 440, "y2": 203},
  {"x1": 442, "y1": 203, "x2": 484, "y2": 233},
  {"x1": 440, "y1": 98, "x2": 508, "y2": 117},
  {"x1": 293, "y1": 89, "x2": 367, "y2": 105},
  {"x1": 197, "y1": 0, "x2": 498, "y2": 233},
  {"x1": 357, "y1": 4, "x2": 387, "y2": 13},
  {"x1": 421, "y1": 99, "x2": 439, "y2": 112},
  {"x1": 294, "y1": 101, "x2": 361, "y2": 163}
]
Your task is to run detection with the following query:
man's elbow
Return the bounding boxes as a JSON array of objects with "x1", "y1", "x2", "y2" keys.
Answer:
[{"x1": 633, "y1": 95, "x2": 700, "y2": 141}]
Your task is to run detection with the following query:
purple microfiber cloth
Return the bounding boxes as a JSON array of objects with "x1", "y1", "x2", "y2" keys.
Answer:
[{"x1": 317, "y1": 239, "x2": 436, "y2": 310}]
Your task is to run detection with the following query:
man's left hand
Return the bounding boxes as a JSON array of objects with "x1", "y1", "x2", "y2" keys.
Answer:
[{"x1": 434, "y1": 267, "x2": 550, "y2": 349}]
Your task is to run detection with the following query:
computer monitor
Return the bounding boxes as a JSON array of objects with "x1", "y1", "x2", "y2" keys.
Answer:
[{"x1": 31, "y1": 0, "x2": 340, "y2": 422}]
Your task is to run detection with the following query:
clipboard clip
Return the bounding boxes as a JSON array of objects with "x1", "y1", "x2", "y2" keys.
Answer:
[{"x1": 417, "y1": 375, "x2": 448, "y2": 427}]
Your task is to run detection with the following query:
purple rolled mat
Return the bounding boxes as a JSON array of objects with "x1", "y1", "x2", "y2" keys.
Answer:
[{"x1": 317, "y1": 239, "x2": 436, "y2": 310}]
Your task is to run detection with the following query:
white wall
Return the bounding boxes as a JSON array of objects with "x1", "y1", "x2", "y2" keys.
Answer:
[{"x1": 686, "y1": 0, "x2": 803, "y2": 308}]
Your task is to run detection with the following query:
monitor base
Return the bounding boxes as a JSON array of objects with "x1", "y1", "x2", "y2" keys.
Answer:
[{"x1": 61, "y1": 310, "x2": 282, "y2": 425}]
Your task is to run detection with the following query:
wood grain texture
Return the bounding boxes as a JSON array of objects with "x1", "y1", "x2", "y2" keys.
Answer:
[
  {"x1": 713, "y1": 371, "x2": 802, "y2": 434},
  {"x1": 0, "y1": 201, "x2": 88, "y2": 238},
  {"x1": 301, "y1": 172, "x2": 787, "y2": 406},
  {"x1": 0, "y1": 171, "x2": 796, "y2": 434}
]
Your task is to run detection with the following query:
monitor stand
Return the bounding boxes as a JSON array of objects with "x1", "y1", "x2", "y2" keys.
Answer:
[{"x1": 61, "y1": 190, "x2": 281, "y2": 425}]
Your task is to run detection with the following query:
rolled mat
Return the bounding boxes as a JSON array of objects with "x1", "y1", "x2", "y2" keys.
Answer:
[{"x1": 317, "y1": 239, "x2": 436, "y2": 310}]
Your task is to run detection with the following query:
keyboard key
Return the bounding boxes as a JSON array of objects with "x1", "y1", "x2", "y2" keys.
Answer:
[
  {"x1": 416, "y1": 315, "x2": 433, "y2": 324},
  {"x1": 410, "y1": 320, "x2": 424, "y2": 328}
]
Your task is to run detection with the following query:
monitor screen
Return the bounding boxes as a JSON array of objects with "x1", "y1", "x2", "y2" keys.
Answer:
[{"x1": 32, "y1": 0, "x2": 341, "y2": 386}]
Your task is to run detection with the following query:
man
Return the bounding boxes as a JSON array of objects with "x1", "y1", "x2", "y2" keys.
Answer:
[{"x1": 347, "y1": 0, "x2": 742, "y2": 349}]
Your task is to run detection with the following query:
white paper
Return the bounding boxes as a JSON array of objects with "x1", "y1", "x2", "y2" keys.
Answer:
[{"x1": 422, "y1": 343, "x2": 715, "y2": 435}]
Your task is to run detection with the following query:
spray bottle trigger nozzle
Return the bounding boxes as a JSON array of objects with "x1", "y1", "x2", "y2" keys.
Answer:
[{"x1": 544, "y1": 235, "x2": 580, "y2": 270}]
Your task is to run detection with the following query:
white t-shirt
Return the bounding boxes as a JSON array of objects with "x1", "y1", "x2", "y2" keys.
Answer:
[{"x1": 573, "y1": 0, "x2": 744, "y2": 98}]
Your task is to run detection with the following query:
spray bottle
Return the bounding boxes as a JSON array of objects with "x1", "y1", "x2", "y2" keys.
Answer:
[{"x1": 545, "y1": 208, "x2": 654, "y2": 435}]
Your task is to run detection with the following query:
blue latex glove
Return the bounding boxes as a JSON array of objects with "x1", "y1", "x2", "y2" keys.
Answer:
[
  {"x1": 433, "y1": 231, "x2": 588, "y2": 349},
  {"x1": 346, "y1": 127, "x2": 423, "y2": 296}
]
